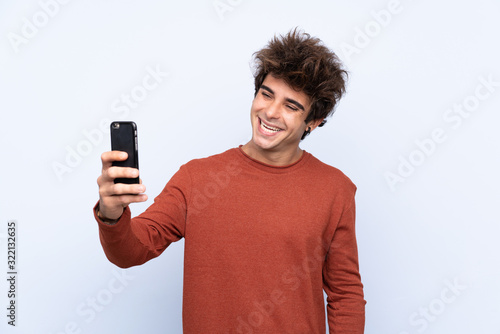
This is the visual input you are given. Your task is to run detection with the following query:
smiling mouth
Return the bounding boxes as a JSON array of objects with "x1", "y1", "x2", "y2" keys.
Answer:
[{"x1": 259, "y1": 118, "x2": 283, "y2": 133}]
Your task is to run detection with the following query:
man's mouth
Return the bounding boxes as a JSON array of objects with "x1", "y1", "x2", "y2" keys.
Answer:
[{"x1": 259, "y1": 118, "x2": 283, "y2": 134}]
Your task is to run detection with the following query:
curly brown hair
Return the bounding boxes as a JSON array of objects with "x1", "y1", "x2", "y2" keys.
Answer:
[{"x1": 252, "y1": 28, "x2": 348, "y2": 139}]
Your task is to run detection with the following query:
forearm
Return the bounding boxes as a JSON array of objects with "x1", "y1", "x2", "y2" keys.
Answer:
[
  {"x1": 324, "y1": 198, "x2": 366, "y2": 333},
  {"x1": 94, "y1": 202, "x2": 161, "y2": 268}
]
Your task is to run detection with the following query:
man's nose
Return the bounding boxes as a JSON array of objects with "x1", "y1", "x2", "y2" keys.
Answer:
[{"x1": 265, "y1": 101, "x2": 280, "y2": 119}]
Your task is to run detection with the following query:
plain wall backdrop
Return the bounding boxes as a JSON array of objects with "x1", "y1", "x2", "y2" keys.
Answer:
[{"x1": 1, "y1": 1, "x2": 499, "y2": 333}]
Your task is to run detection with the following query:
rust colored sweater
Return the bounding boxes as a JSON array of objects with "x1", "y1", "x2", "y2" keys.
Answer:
[{"x1": 94, "y1": 146, "x2": 365, "y2": 333}]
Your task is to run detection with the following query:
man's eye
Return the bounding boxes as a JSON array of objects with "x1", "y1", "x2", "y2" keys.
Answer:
[
  {"x1": 261, "y1": 91, "x2": 271, "y2": 98},
  {"x1": 287, "y1": 105, "x2": 299, "y2": 111}
]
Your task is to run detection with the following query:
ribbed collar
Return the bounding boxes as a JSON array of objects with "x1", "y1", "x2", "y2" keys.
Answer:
[{"x1": 234, "y1": 144, "x2": 311, "y2": 174}]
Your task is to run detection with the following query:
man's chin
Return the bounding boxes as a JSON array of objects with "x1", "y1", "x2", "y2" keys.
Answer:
[{"x1": 251, "y1": 134, "x2": 280, "y2": 151}]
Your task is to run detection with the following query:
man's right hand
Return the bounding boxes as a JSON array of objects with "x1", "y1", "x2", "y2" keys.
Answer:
[{"x1": 97, "y1": 151, "x2": 148, "y2": 221}]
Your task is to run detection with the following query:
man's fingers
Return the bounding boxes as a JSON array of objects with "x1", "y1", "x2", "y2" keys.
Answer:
[
  {"x1": 122, "y1": 193, "x2": 148, "y2": 204},
  {"x1": 98, "y1": 166, "x2": 139, "y2": 185},
  {"x1": 101, "y1": 151, "x2": 128, "y2": 169},
  {"x1": 99, "y1": 183, "x2": 146, "y2": 197},
  {"x1": 98, "y1": 150, "x2": 145, "y2": 220},
  {"x1": 103, "y1": 194, "x2": 148, "y2": 207},
  {"x1": 106, "y1": 166, "x2": 139, "y2": 180}
]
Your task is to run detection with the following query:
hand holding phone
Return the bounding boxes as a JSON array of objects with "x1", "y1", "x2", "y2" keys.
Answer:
[{"x1": 95, "y1": 121, "x2": 147, "y2": 221}]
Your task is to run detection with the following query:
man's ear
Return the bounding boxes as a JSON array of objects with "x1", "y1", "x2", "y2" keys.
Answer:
[{"x1": 306, "y1": 118, "x2": 325, "y2": 132}]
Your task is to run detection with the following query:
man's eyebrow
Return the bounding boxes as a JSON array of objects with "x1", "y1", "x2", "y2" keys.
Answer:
[
  {"x1": 261, "y1": 85, "x2": 274, "y2": 95},
  {"x1": 285, "y1": 98, "x2": 305, "y2": 111},
  {"x1": 260, "y1": 85, "x2": 305, "y2": 111}
]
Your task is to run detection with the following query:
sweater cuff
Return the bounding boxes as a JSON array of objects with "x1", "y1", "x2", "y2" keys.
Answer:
[{"x1": 93, "y1": 201, "x2": 131, "y2": 231}]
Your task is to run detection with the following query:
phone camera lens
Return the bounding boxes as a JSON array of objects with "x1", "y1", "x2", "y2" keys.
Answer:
[{"x1": 112, "y1": 123, "x2": 120, "y2": 129}]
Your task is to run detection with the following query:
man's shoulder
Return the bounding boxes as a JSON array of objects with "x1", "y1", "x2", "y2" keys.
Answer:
[
  {"x1": 307, "y1": 153, "x2": 356, "y2": 191},
  {"x1": 182, "y1": 147, "x2": 241, "y2": 172}
]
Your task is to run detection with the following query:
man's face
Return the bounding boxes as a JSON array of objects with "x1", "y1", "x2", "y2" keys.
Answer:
[{"x1": 249, "y1": 74, "x2": 313, "y2": 154}]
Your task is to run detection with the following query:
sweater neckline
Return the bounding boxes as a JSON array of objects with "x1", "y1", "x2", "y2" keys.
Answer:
[{"x1": 235, "y1": 144, "x2": 310, "y2": 174}]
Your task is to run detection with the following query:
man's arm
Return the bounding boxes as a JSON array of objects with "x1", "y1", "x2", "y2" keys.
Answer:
[
  {"x1": 323, "y1": 197, "x2": 366, "y2": 333},
  {"x1": 94, "y1": 151, "x2": 188, "y2": 268}
]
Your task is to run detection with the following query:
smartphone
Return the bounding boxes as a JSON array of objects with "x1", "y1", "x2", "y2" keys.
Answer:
[{"x1": 110, "y1": 121, "x2": 139, "y2": 184}]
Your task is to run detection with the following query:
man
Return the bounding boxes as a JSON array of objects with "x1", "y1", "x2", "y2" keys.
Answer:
[{"x1": 94, "y1": 29, "x2": 366, "y2": 333}]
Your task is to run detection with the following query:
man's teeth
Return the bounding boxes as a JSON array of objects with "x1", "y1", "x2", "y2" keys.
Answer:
[{"x1": 261, "y1": 121, "x2": 282, "y2": 132}]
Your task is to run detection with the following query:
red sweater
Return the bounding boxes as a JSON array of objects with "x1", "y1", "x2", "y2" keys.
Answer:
[{"x1": 95, "y1": 146, "x2": 365, "y2": 333}]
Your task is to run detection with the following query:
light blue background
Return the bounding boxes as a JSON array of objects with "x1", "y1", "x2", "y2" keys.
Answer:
[{"x1": 1, "y1": 1, "x2": 499, "y2": 333}]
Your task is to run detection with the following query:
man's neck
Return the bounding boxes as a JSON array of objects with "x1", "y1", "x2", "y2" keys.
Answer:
[{"x1": 240, "y1": 142, "x2": 303, "y2": 166}]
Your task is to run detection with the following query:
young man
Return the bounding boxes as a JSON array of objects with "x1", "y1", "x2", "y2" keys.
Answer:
[{"x1": 94, "y1": 29, "x2": 365, "y2": 333}]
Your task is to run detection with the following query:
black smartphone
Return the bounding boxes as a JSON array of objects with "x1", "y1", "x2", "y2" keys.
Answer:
[{"x1": 110, "y1": 121, "x2": 139, "y2": 184}]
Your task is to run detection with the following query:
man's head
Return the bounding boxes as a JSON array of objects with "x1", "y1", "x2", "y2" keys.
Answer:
[{"x1": 252, "y1": 28, "x2": 348, "y2": 140}]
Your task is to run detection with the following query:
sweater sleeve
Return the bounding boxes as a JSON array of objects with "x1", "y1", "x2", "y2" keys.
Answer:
[
  {"x1": 323, "y1": 195, "x2": 366, "y2": 333},
  {"x1": 94, "y1": 165, "x2": 191, "y2": 268}
]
